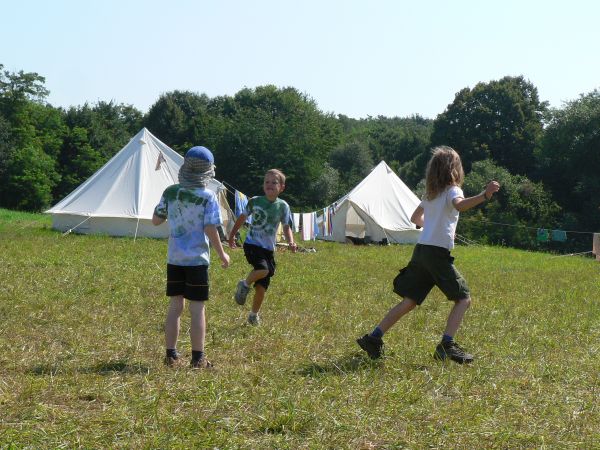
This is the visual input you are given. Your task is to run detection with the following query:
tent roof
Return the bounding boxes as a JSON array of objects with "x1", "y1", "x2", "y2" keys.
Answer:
[
  {"x1": 336, "y1": 161, "x2": 421, "y2": 230},
  {"x1": 47, "y1": 128, "x2": 224, "y2": 220}
]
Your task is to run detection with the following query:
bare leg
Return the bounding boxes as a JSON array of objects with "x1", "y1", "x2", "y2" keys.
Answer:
[
  {"x1": 189, "y1": 301, "x2": 206, "y2": 352},
  {"x1": 377, "y1": 298, "x2": 418, "y2": 334},
  {"x1": 165, "y1": 295, "x2": 185, "y2": 349},
  {"x1": 246, "y1": 269, "x2": 268, "y2": 285},
  {"x1": 444, "y1": 297, "x2": 470, "y2": 337},
  {"x1": 251, "y1": 285, "x2": 266, "y2": 314}
]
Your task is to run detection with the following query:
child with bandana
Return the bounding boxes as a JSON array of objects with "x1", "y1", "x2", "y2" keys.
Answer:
[
  {"x1": 227, "y1": 169, "x2": 297, "y2": 325},
  {"x1": 153, "y1": 146, "x2": 230, "y2": 369}
]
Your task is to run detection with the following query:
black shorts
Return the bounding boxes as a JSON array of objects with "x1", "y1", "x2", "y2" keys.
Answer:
[
  {"x1": 166, "y1": 264, "x2": 209, "y2": 301},
  {"x1": 392, "y1": 244, "x2": 470, "y2": 305},
  {"x1": 243, "y1": 243, "x2": 276, "y2": 290}
]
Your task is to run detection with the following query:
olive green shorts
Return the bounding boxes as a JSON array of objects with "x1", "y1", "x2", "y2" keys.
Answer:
[{"x1": 392, "y1": 244, "x2": 470, "y2": 304}]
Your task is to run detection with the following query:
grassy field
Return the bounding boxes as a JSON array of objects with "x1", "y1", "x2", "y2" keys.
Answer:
[{"x1": 1, "y1": 209, "x2": 599, "y2": 448}]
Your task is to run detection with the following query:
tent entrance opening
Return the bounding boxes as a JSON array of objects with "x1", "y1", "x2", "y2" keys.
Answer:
[{"x1": 345, "y1": 205, "x2": 366, "y2": 238}]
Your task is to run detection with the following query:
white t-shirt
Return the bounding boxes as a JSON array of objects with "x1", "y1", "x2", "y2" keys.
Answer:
[{"x1": 417, "y1": 185, "x2": 464, "y2": 250}]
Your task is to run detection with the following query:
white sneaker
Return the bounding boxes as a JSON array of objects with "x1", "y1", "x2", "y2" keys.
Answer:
[{"x1": 247, "y1": 313, "x2": 260, "y2": 326}]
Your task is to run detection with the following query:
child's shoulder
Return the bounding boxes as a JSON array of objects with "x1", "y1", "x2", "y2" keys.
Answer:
[
  {"x1": 162, "y1": 183, "x2": 181, "y2": 199},
  {"x1": 448, "y1": 184, "x2": 463, "y2": 195},
  {"x1": 276, "y1": 197, "x2": 290, "y2": 208}
]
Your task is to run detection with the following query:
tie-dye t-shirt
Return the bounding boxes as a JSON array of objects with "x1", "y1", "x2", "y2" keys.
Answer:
[
  {"x1": 244, "y1": 196, "x2": 292, "y2": 251},
  {"x1": 154, "y1": 184, "x2": 222, "y2": 266}
]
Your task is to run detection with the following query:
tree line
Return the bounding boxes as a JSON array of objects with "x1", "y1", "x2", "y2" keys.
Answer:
[{"x1": 1, "y1": 63, "x2": 599, "y2": 252}]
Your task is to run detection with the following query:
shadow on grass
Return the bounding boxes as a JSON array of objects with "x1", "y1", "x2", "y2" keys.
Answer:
[
  {"x1": 295, "y1": 352, "x2": 383, "y2": 377},
  {"x1": 81, "y1": 360, "x2": 151, "y2": 375},
  {"x1": 29, "y1": 360, "x2": 151, "y2": 376},
  {"x1": 29, "y1": 364, "x2": 64, "y2": 376}
]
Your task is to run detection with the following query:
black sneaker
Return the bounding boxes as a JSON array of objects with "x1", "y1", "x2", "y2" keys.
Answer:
[
  {"x1": 356, "y1": 334, "x2": 384, "y2": 359},
  {"x1": 433, "y1": 340, "x2": 474, "y2": 364}
]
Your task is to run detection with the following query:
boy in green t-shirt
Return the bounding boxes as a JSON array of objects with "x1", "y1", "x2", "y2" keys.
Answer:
[{"x1": 228, "y1": 169, "x2": 297, "y2": 325}]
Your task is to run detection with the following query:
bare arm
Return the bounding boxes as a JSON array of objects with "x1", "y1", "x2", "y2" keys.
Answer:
[
  {"x1": 228, "y1": 214, "x2": 247, "y2": 248},
  {"x1": 283, "y1": 224, "x2": 297, "y2": 252},
  {"x1": 411, "y1": 205, "x2": 424, "y2": 228},
  {"x1": 453, "y1": 181, "x2": 501, "y2": 212},
  {"x1": 152, "y1": 214, "x2": 165, "y2": 226},
  {"x1": 205, "y1": 224, "x2": 230, "y2": 268}
]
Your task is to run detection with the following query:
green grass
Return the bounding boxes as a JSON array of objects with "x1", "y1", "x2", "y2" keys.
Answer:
[{"x1": 1, "y1": 208, "x2": 599, "y2": 448}]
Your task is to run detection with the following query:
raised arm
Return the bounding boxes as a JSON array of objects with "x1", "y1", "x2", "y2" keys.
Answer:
[{"x1": 453, "y1": 181, "x2": 500, "y2": 212}]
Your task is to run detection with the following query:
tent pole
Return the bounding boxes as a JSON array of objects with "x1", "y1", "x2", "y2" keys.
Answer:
[{"x1": 134, "y1": 218, "x2": 140, "y2": 242}]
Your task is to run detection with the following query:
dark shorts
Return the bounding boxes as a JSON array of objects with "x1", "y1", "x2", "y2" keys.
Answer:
[
  {"x1": 166, "y1": 264, "x2": 209, "y2": 301},
  {"x1": 392, "y1": 244, "x2": 470, "y2": 305},
  {"x1": 243, "y1": 243, "x2": 276, "y2": 290}
]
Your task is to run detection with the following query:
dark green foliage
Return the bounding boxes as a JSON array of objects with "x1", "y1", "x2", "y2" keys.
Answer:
[
  {"x1": 63, "y1": 101, "x2": 143, "y2": 161},
  {"x1": 332, "y1": 115, "x2": 433, "y2": 190},
  {"x1": 0, "y1": 65, "x2": 63, "y2": 209},
  {"x1": 366, "y1": 115, "x2": 432, "y2": 166},
  {"x1": 1, "y1": 145, "x2": 60, "y2": 210},
  {"x1": 0, "y1": 115, "x2": 14, "y2": 188},
  {"x1": 539, "y1": 90, "x2": 600, "y2": 234},
  {"x1": 54, "y1": 126, "x2": 103, "y2": 199},
  {"x1": 306, "y1": 162, "x2": 343, "y2": 208},
  {"x1": 209, "y1": 85, "x2": 342, "y2": 206},
  {"x1": 329, "y1": 140, "x2": 374, "y2": 192},
  {"x1": 431, "y1": 76, "x2": 547, "y2": 175},
  {"x1": 459, "y1": 160, "x2": 561, "y2": 249},
  {"x1": 143, "y1": 90, "x2": 217, "y2": 154},
  {"x1": 0, "y1": 63, "x2": 49, "y2": 114},
  {"x1": 52, "y1": 101, "x2": 143, "y2": 202}
]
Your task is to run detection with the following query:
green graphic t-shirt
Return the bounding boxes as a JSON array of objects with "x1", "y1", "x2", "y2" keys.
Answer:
[
  {"x1": 154, "y1": 184, "x2": 222, "y2": 266},
  {"x1": 244, "y1": 196, "x2": 292, "y2": 251}
]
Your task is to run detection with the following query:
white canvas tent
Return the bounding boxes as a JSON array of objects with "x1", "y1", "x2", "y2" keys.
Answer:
[
  {"x1": 46, "y1": 128, "x2": 234, "y2": 238},
  {"x1": 320, "y1": 161, "x2": 421, "y2": 244}
]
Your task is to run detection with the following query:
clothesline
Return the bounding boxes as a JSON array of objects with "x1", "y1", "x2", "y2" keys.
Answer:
[
  {"x1": 221, "y1": 180, "x2": 241, "y2": 198},
  {"x1": 474, "y1": 218, "x2": 597, "y2": 235},
  {"x1": 550, "y1": 250, "x2": 594, "y2": 259}
]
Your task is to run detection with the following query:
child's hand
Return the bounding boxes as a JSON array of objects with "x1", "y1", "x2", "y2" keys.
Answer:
[
  {"x1": 220, "y1": 253, "x2": 230, "y2": 269},
  {"x1": 228, "y1": 237, "x2": 237, "y2": 249},
  {"x1": 289, "y1": 242, "x2": 298, "y2": 253},
  {"x1": 484, "y1": 181, "x2": 500, "y2": 200}
]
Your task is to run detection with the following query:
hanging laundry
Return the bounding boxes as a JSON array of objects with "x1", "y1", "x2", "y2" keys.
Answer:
[
  {"x1": 551, "y1": 230, "x2": 567, "y2": 242},
  {"x1": 537, "y1": 228, "x2": 549, "y2": 242},
  {"x1": 292, "y1": 213, "x2": 301, "y2": 233},
  {"x1": 313, "y1": 212, "x2": 319, "y2": 238},
  {"x1": 321, "y1": 207, "x2": 331, "y2": 237},
  {"x1": 593, "y1": 233, "x2": 600, "y2": 261},
  {"x1": 235, "y1": 190, "x2": 251, "y2": 224},
  {"x1": 327, "y1": 206, "x2": 334, "y2": 235},
  {"x1": 302, "y1": 213, "x2": 314, "y2": 241},
  {"x1": 234, "y1": 190, "x2": 247, "y2": 218}
]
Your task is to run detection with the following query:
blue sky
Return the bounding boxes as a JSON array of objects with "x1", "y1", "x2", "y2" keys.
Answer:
[{"x1": 2, "y1": 0, "x2": 599, "y2": 119}]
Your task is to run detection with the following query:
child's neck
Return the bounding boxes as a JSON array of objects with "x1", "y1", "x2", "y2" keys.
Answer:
[{"x1": 265, "y1": 194, "x2": 279, "y2": 202}]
